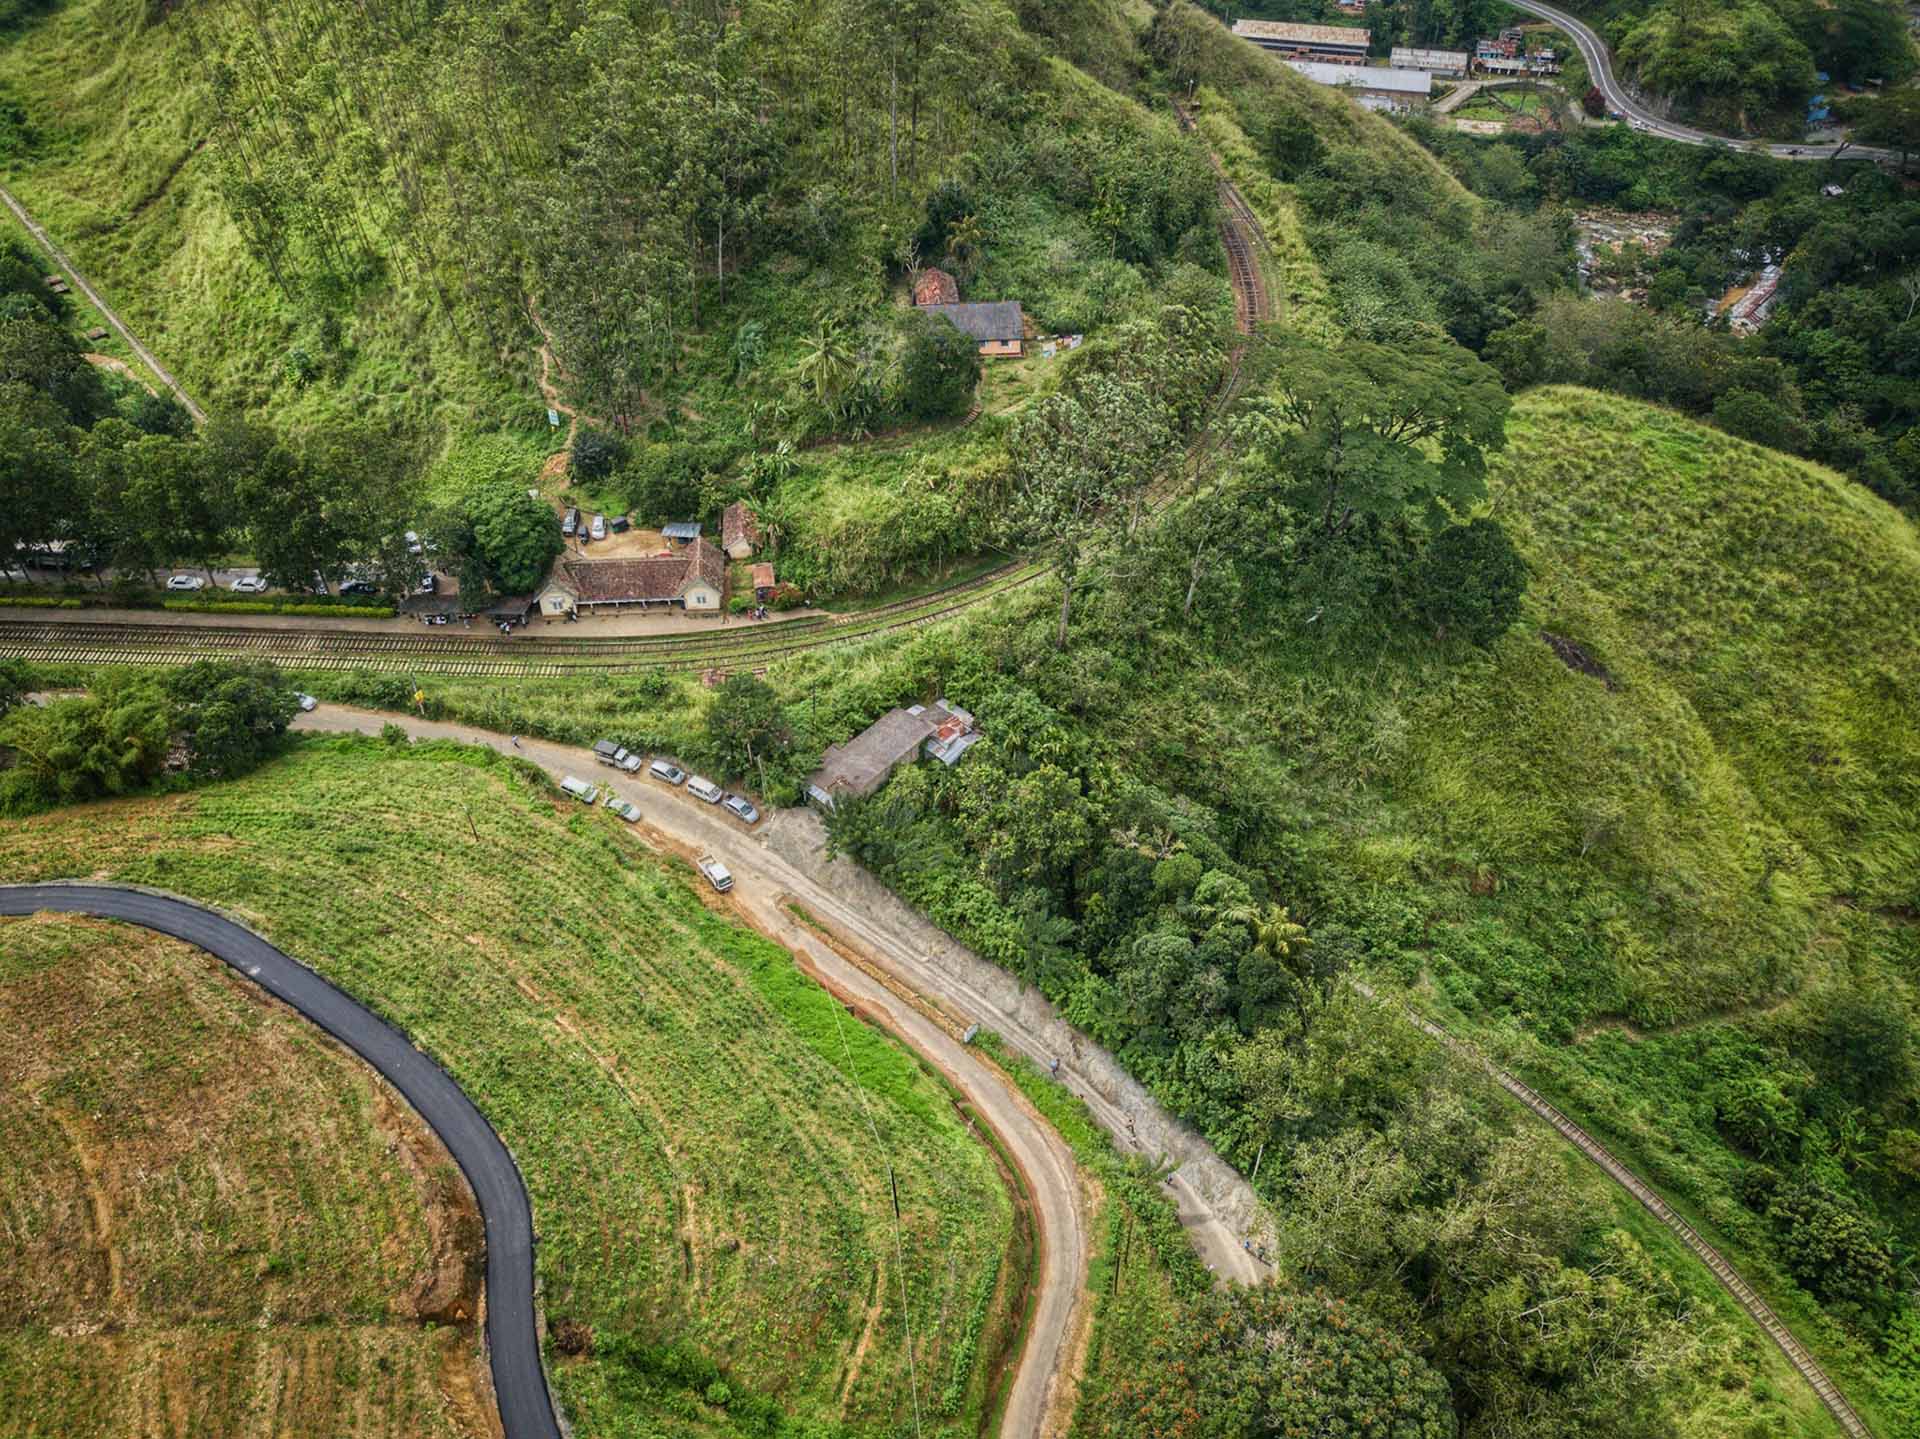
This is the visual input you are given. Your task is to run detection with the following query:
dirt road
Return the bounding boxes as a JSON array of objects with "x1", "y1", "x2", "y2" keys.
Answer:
[{"x1": 296, "y1": 707, "x2": 1095, "y2": 1437}]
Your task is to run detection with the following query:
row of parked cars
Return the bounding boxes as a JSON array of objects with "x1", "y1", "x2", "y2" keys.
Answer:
[
  {"x1": 563, "y1": 508, "x2": 629, "y2": 541},
  {"x1": 589, "y1": 742, "x2": 760, "y2": 823},
  {"x1": 560, "y1": 745, "x2": 747, "y2": 892}
]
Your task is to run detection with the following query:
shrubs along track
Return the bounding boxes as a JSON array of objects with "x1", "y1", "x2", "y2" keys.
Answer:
[{"x1": 1360, "y1": 981, "x2": 1876, "y2": 1439}]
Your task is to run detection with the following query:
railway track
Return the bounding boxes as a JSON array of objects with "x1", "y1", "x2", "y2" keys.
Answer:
[
  {"x1": 1364, "y1": 984, "x2": 1875, "y2": 1439},
  {"x1": 0, "y1": 563, "x2": 1048, "y2": 678},
  {"x1": 3, "y1": 115, "x2": 1270, "y2": 683}
]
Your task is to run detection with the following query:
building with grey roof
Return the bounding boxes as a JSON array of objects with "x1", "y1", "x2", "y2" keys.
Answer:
[{"x1": 921, "y1": 301, "x2": 1025, "y2": 357}]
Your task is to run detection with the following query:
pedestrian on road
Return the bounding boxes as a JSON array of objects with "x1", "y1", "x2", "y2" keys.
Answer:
[
  {"x1": 511, "y1": 734, "x2": 522, "y2": 750},
  {"x1": 1049, "y1": 1057, "x2": 1060, "y2": 1077}
]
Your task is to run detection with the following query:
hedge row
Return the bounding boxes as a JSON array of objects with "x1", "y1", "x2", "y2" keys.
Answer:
[
  {"x1": 0, "y1": 596, "x2": 84, "y2": 609},
  {"x1": 161, "y1": 600, "x2": 395, "y2": 618}
]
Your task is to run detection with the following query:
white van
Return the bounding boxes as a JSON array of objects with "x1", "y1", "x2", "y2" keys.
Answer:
[
  {"x1": 686, "y1": 775, "x2": 723, "y2": 804},
  {"x1": 560, "y1": 775, "x2": 600, "y2": 804}
]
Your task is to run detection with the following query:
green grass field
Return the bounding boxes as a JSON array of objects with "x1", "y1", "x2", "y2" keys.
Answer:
[
  {"x1": 0, "y1": 738, "x2": 1019, "y2": 1438},
  {"x1": 0, "y1": 912, "x2": 490, "y2": 1439}
]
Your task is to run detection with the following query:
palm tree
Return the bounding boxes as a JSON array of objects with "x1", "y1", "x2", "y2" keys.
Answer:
[
  {"x1": 795, "y1": 317, "x2": 857, "y2": 416},
  {"x1": 1250, "y1": 904, "x2": 1311, "y2": 965},
  {"x1": 946, "y1": 213, "x2": 984, "y2": 282}
]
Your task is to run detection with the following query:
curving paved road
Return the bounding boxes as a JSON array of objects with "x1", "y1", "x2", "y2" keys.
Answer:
[
  {"x1": 0, "y1": 883, "x2": 560, "y2": 1439},
  {"x1": 1502, "y1": 0, "x2": 1896, "y2": 165}
]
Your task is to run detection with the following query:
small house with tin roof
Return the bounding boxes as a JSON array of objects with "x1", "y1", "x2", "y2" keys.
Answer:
[
  {"x1": 805, "y1": 700, "x2": 981, "y2": 809},
  {"x1": 721, "y1": 501, "x2": 761, "y2": 560},
  {"x1": 922, "y1": 301, "x2": 1025, "y2": 358},
  {"x1": 537, "y1": 537, "x2": 727, "y2": 616}
]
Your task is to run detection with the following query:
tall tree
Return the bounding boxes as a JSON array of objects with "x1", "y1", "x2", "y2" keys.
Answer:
[
  {"x1": 1004, "y1": 373, "x2": 1175, "y2": 648},
  {"x1": 1259, "y1": 334, "x2": 1511, "y2": 537}
]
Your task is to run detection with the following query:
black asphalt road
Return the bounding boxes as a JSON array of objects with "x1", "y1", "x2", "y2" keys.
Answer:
[{"x1": 0, "y1": 883, "x2": 561, "y2": 1439}]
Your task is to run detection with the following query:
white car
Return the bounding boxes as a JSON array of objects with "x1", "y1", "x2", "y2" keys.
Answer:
[
  {"x1": 165, "y1": 574, "x2": 207, "y2": 591},
  {"x1": 295, "y1": 693, "x2": 318, "y2": 712},
  {"x1": 229, "y1": 575, "x2": 269, "y2": 594},
  {"x1": 590, "y1": 514, "x2": 607, "y2": 540},
  {"x1": 697, "y1": 854, "x2": 733, "y2": 893}
]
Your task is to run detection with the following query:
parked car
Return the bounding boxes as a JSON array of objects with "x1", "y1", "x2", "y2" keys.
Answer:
[
  {"x1": 609, "y1": 515, "x2": 630, "y2": 533},
  {"x1": 340, "y1": 578, "x2": 379, "y2": 596},
  {"x1": 417, "y1": 573, "x2": 437, "y2": 594},
  {"x1": 590, "y1": 514, "x2": 607, "y2": 540},
  {"x1": 686, "y1": 775, "x2": 723, "y2": 804},
  {"x1": 560, "y1": 775, "x2": 600, "y2": 804},
  {"x1": 649, "y1": 759, "x2": 687, "y2": 786},
  {"x1": 697, "y1": 854, "x2": 733, "y2": 893},
  {"x1": 605, "y1": 796, "x2": 642, "y2": 823},
  {"x1": 229, "y1": 575, "x2": 269, "y2": 594},
  {"x1": 165, "y1": 574, "x2": 207, "y2": 591},
  {"x1": 722, "y1": 793, "x2": 760, "y2": 825},
  {"x1": 295, "y1": 693, "x2": 318, "y2": 712},
  {"x1": 592, "y1": 740, "x2": 622, "y2": 766},
  {"x1": 562, "y1": 508, "x2": 580, "y2": 536}
]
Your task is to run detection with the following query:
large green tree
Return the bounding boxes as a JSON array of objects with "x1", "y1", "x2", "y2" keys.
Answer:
[
  {"x1": 1005, "y1": 373, "x2": 1175, "y2": 648},
  {"x1": 1259, "y1": 334, "x2": 1510, "y2": 538}
]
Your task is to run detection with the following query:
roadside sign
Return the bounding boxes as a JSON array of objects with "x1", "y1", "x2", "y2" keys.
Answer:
[{"x1": 547, "y1": 408, "x2": 561, "y2": 428}]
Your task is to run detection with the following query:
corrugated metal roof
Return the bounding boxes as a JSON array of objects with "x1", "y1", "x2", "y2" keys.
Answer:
[
  {"x1": 1233, "y1": 19, "x2": 1369, "y2": 46},
  {"x1": 1285, "y1": 60, "x2": 1433, "y2": 94},
  {"x1": 661, "y1": 522, "x2": 702, "y2": 540},
  {"x1": 921, "y1": 302, "x2": 1024, "y2": 343},
  {"x1": 1390, "y1": 46, "x2": 1469, "y2": 69}
]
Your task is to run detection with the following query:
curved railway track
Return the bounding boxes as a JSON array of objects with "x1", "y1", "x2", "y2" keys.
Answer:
[{"x1": 1363, "y1": 984, "x2": 1875, "y2": 1439}]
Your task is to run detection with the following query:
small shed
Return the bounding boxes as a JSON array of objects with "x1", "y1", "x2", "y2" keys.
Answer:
[
  {"x1": 913, "y1": 267, "x2": 960, "y2": 306},
  {"x1": 921, "y1": 301, "x2": 1026, "y2": 358},
  {"x1": 662, "y1": 522, "x2": 703, "y2": 543},
  {"x1": 750, "y1": 562, "x2": 776, "y2": 599},
  {"x1": 721, "y1": 501, "x2": 760, "y2": 560}
]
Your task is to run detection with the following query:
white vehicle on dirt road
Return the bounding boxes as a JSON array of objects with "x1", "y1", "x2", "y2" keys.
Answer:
[{"x1": 696, "y1": 853, "x2": 733, "y2": 892}]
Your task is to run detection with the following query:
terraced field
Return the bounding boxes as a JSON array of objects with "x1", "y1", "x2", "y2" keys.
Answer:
[
  {"x1": 0, "y1": 738, "x2": 1021, "y2": 1437},
  {"x1": 0, "y1": 912, "x2": 491, "y2": 1439}
]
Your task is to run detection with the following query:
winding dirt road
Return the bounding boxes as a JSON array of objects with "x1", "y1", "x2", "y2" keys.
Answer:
[{"x1": 290, "y1": 706, "x2": 1271, "y2": 1434}]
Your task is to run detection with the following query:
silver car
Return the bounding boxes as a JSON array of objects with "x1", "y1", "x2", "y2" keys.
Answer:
[
  {"x1": 590, "y1": 514, "x2": 608, "y2": 540},
  {"x1": 722, "y1": 793, "x2": 759, "y2": 825},
  {"x1": 229, "y1": 575, "x2": 269, "y2": 593},
  {"x1": 165, "y1": 574, "x2": 207, "y2": 591}
]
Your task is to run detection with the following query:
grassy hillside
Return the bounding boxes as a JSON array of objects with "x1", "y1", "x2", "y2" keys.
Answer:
[
  {"x1": 0, "y1": 739, "x2": 1020, "y2": 1438},
  {"x1": 712, "y1": 385, "x2": 1918, "y2": 1436},
  {"x1": 0, "y1": 912, "x2": 490, "y2": 1439}
]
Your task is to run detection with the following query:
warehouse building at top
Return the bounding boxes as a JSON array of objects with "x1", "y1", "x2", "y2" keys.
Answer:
[{"x1": 1230, "y1": 18, "x2": 1369, "y2": 64}]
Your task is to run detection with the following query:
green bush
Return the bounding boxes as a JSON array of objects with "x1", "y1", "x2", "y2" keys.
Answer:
[{"x1": 0, "y1": 596, "x2": 83, "y2": 608}]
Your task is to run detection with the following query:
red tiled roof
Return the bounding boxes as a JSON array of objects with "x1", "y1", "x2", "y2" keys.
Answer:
[
  {"x1": 550, "y1": 538, "x2": 726, "y2": 602},
  {"x1": 913, "y1": 267, "x2": 960, "y2": 306},
  {"x1": 721, "y1": 500, "x2": 760, "y2": 551},
  {"x1": 750, "y1": 563, "x2": 776, "y2": 589}
]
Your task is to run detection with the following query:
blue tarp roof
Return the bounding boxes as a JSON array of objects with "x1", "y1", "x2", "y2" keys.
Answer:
[{"x1": 662, "y1": 522, "x2": 702, "y2": 540}]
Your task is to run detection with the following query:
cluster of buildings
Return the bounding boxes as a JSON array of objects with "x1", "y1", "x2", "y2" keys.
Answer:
[{"x1": 1230, "y1": 20, "x2": 1561, "y2": 111}]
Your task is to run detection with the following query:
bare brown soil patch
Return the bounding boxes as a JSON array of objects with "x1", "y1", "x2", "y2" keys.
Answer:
[
  {"x1": 1543, "y1": 631, "x2": 1617, "y2": 689},
  {"x1": 0, "y1": 913, "x2": 490, "y2": 1438}
]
